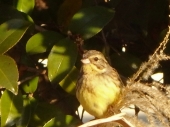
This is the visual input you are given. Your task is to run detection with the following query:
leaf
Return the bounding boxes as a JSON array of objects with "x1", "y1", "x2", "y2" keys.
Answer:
[
  {"x1": 26, "y1": 31, "x2": 64, "y2": 55},
  {"x1": 13, "y1": 0, "x2": 35, "y2": 15},
  {"x1": 16, "y1": 96, "x2": 36, "y2": 127},
  {"x1": 43, "y1": 115, "x2": 81, "y2": 127},
  {"x1": 69, "y1": 6, "x2": 114, "y2": 40},
  {"x1": 21, "y1": 76, "x2": 39, "y2": 94},
  {"x1": 59, "y1": 66, "x2": 79, "y2": 94},
  {"x1": 57, "y1": 0, "x2": 82, "y2": 30},
  {"x1": 0, "y1": 19, "x2": 32, "y2": 54},
  {"x1": 48, "y1": 38, "x2": 78, "y2": 84},
  {"x1": 28, "y1": 100, "x2": 64, "y2": 127},
  {"x1": 0, "y1": 4, "x2": 26, "y2": 24},
  {"x1": 0, "y1": 55, "x2": 18, "y2": 94},
  {"x1": 1, "y1": 90, "x2": 23, "y2": 127},
  {"x1": 17, "y1": 96, "x2": 38, "y2": 127}
]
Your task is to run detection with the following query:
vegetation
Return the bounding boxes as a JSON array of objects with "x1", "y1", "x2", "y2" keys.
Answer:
[{"x1": 0, "y1": 0, "x2": 169, "y2": 126}]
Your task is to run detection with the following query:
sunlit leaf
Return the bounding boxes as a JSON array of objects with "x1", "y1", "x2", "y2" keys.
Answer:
[
  {"x1": 1, "y1": 90, "x2": 23, "y2": 127},
  {"x1": 48, "y1": 38, "x2": 78, "y2": 84},
  {"x1": 14, "y1": 0, "x2": 35, "y2": 15},
  {"x1": 21, "y1": 76, "x2": 39, "y2": 94},
  {"x1": 0, "y1": 55, "x2": 18, "y2": 94},
  {"x1": 0, "y1": 19, "x2": 32, "y2": 54},
  {"x1": 26, "y1": 31, "x2": 64, "y2": 55},
  {"x1": 59, "y1": 66, "x2": 79, "y2": 94},
  {"x1": 69, "y1": 6, "x2": 114, "y2": 40}
]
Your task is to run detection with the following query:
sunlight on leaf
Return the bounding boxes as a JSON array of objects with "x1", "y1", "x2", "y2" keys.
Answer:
[
  {"x1": 1, "y1": 90, "x2": 23, "y2": 127},
  {"x1": 26, "y1": 31, "x2": 64, "y2": 55},
  {"x1": 48, "y1": 38, "x2": 78, "y2": 84},
  {"x1": 59, "y1": 66, "x2": 79, "y2": 94},
  {"x1": 14, "y1": 0, "x2": 35, "y2": 15},
  {"x1": 0, "y1": 55, "x2": 18, "y2": 94},
  {"x1": 0, "y1": 19, "x2": 32, "y2": 54},
  {"x1": 69, "y1": 6, "x2": 114, "y2": 40}
]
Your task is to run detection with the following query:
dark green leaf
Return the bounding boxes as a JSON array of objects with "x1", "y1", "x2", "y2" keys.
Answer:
[
  {"x1": 1, "y1": 90, "x2": 23, "y2": 127},
  {"x1": 48, "y1": 38, "x2": 78, "y2": 84},
  {"x1": 57, "y1": 0, "x2": 82, "y2": 30},
  {"x1": 0, "y1": 4, "x2": 26, "y2": 24},
  {"x1": 43, "y1": 115, "x2": 81, "y2": 127},
  {"x1": 111, "y1": 53, "x2": 142, "y2": 77},
  {"x1": 69, "y1": 6, "x2": 114, "y2": 40},
  {"x1": 16, "y1": 96, "x2": 36, "y2": 127},
  {"x1": 26, "y1": 31, "x2": 64, "y2": 55},
  {"x1": 29, "y1": 100, "x2": 64, "y2": 127},
  {"x1": 0, "y1": 19, "x2": 32, "y2": 54},
  {"x1": 59, "y1": 66, "x2": 79, "y2": 94},
  {"x1": 0, "y1": 55, "x2": 18, "y2": 94}
]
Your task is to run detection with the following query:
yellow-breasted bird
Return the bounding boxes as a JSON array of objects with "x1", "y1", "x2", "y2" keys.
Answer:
[{"x1": 76, "y1": 50, "x2": 123, "y2": 118}]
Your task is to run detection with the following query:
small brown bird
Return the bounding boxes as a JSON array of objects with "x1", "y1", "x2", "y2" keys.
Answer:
[{"x1": 76, "y1": 50, "x2": 123, "y2": 118}]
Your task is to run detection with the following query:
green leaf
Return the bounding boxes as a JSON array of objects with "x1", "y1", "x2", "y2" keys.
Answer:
[
  {"x1": 0, "y1": 55, "x2": 18, "y2": 94},
  {"x1": 0, "y1": 19, "x2": 32, "y2": 54},
  {"x1": 1, "y1": 90, "x2": 23, "y2": 127},
  {"x1": 16, "y1": 96, "x2": 36, "y2": 127},
  {"x1": 43, "y1": 115, "x2": 81, "y2": 127},
  {"x1": 48, "y1": 38, "x2": 78, "y2": 84},
  {"x1": 14, "y1": 0, "x2": 35, "y2": 15},
  {"x1": 21, "y1": 76, "x2": 39, "y2": 94},
  {"x1": 26, "y1": 31, "x2": 64, "y2": 55},
  {"x1": 29, "y1": 100, "x2": 63, "y2": 127},
  {"x1": 69, "y1": 6, "x2": 114, "y2": 40},
  {"x1": 17, "y1": 96, "x2": 38, "y2": 127},
  {"x1": 59, "y1": 66, "x2": 79, "y2": 94}
]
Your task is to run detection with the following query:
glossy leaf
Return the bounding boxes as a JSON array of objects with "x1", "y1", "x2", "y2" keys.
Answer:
[
  {"x1": 21, "y1": 76, "x2": 39, "y2": 94},
  {"x1": 14, "y1": 0, "x2": 35, "y2": 15},
  {"x1": 43, "y1": 115, "x2": 81, "y2": 127},
  {"x1": 0, "y1": 19, "x2": 32, "y2": 54},
  {"x1": 48, "y1": 38, "x2": 78, "y2": 84},
  {"x1": 26, "y1": 31, "x2": 64, "y2": 55},
  {"x1": 69, "y1": 6, "x2": 114, "y2": 40},
  {"x1": 1, "y1": 90, "x2": 23, "y2": 127},
  {"x1": 59, "y1": 66, "x2": 79, "y2": 94},
  {"x1": 0, "y1": 55, "x2": 18, "y2": 94}
]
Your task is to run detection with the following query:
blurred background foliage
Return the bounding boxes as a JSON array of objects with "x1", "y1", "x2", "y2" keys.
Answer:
[{"x1": 0, "y1": 0, "x2": 169, "y2": 126}]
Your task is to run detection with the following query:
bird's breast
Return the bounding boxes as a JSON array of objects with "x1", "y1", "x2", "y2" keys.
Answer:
[{"x1": 76, "y1": 74, "x2": 121, "y2": 118}]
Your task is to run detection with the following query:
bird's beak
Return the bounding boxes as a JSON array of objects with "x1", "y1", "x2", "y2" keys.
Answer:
[{"x1": 81, "y1": 58, "x2": 90, "y2": 64}]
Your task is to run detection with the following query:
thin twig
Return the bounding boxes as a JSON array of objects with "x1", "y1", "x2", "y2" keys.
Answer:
[
  {"x1": 18, "y1": 75, "x2": 38, "y2": 85},
  {"x1": 18, "y1": 69, "x2": 46, "y2": 85}
]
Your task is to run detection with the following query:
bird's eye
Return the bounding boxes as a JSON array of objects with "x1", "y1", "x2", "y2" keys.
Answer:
[{"x1": 94, "y1": 57, "x2": 99, "y2": 61}]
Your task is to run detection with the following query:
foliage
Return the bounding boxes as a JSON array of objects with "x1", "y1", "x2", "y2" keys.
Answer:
[{"x1": 0, "y1": 0, "x2": 169, "y2": 126}]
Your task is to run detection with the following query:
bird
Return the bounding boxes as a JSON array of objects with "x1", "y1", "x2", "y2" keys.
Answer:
[{"x1": 76, "y1": 50, "x2": 123, "y2": 118}]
